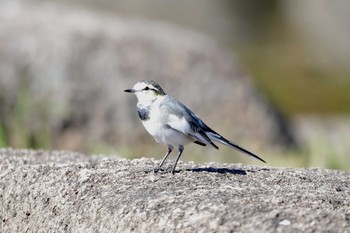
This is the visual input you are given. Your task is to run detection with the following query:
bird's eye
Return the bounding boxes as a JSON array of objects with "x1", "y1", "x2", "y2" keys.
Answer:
[{"x1": 144, "y1": 87, "x2": 150, "y2": 91}]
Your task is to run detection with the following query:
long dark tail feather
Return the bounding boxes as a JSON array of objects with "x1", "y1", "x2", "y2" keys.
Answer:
[
  {"x1": 194, "y1": 141, "x2": 206, "y2": 146},
  {"x1": 191, "y1": 113, "x2": 265, "y2": 162},
  {"x1": 208, "y1": 132, "x2": 266, "y2": 163}
]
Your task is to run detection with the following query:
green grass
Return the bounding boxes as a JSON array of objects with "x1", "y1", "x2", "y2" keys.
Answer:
[
  {"x1": 1, "y1": 78, "x2": 53, "y2": 150},
  {"x1": 0, "y1": 125, "x2": 6, "y2": 147}
]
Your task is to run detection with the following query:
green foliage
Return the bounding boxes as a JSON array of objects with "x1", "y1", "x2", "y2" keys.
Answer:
[
  {"x1": 8, "y1": 78, "x2": 31, "y2": 148},
  {"x1": 1, "y1": 78, "x2": 52, "y2": 150},
  {"x1": 237, "y1": 27, "x2": 350, "y2": 117},
  {"x1": 0, "y1": 125, "x2": 6, "y2": 147}
]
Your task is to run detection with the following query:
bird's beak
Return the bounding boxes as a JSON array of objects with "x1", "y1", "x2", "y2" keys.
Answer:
[{"x1": 124, "y1": 88, "x2": 136, "y2": 93}]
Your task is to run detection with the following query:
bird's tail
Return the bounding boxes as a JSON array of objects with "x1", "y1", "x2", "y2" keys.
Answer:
[{"x1": 207, "y1": 132, "x2": 266, "y2": 163}]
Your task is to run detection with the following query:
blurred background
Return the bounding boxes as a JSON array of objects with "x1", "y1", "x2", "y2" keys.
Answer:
[{"x1": 0, "y1": 0, "x2": 349, "y2": 170}]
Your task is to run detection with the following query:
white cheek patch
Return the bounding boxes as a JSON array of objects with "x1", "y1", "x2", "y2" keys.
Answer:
[{"x1": 136, "y1": 92, "x2": 155, "y2": 106}]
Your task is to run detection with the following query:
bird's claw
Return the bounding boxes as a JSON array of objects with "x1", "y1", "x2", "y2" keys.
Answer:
[{"x1": 153, "y1": 166, "x2": 162, "y2": 173}]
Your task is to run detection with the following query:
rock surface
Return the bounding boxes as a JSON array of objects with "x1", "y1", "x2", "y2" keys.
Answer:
[{"x1": 1, "y1": 148, "x2": 349, "y2": 232}]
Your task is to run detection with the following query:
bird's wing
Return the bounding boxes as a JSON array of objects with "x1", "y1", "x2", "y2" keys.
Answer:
[
  {"x1": 162, "y1": 96, "x2": 218, "y2": 149},
  {"x1": 162, "y1": 96, "x2": 265, "y2": 163}
]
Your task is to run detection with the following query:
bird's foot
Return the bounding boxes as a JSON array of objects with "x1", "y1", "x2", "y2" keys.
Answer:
[{"x1": 153, "y1": 166, "x2": 163, "y2": 173}]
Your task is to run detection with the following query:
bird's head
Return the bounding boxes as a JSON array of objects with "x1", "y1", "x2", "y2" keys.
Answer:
[{"x1": 124, "y1": 80, "x2": 166, "y2": 105}]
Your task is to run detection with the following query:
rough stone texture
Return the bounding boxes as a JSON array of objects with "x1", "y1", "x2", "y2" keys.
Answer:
[
  {"x1": 0, "y1": 1, "x2": 295, "y2": 155},
  {"x1": 1, "y1": 148, "x2": 349, "y2": 232}
]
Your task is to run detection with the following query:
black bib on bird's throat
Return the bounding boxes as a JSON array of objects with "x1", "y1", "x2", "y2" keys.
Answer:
[{"x1": 137, "y1": 107, "x2": 150, "y2": 121}]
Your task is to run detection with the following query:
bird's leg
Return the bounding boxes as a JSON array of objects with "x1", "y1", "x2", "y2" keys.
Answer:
[
  {"x1": 172, "y1": 145, "x2": 184, "y2": 175},
  {"x1": 154, "y1": 145, "x2": 173, "y2": 173}
]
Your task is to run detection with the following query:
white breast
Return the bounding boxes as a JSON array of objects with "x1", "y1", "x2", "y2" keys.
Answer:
[{"x1": 140, "y1": 98, "x2": 193, "y2": 147}]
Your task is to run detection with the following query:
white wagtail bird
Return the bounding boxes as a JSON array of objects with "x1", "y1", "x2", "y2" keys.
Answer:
[{"x1": 124, "y1": 80, "x2": 266, "y2": 174}]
